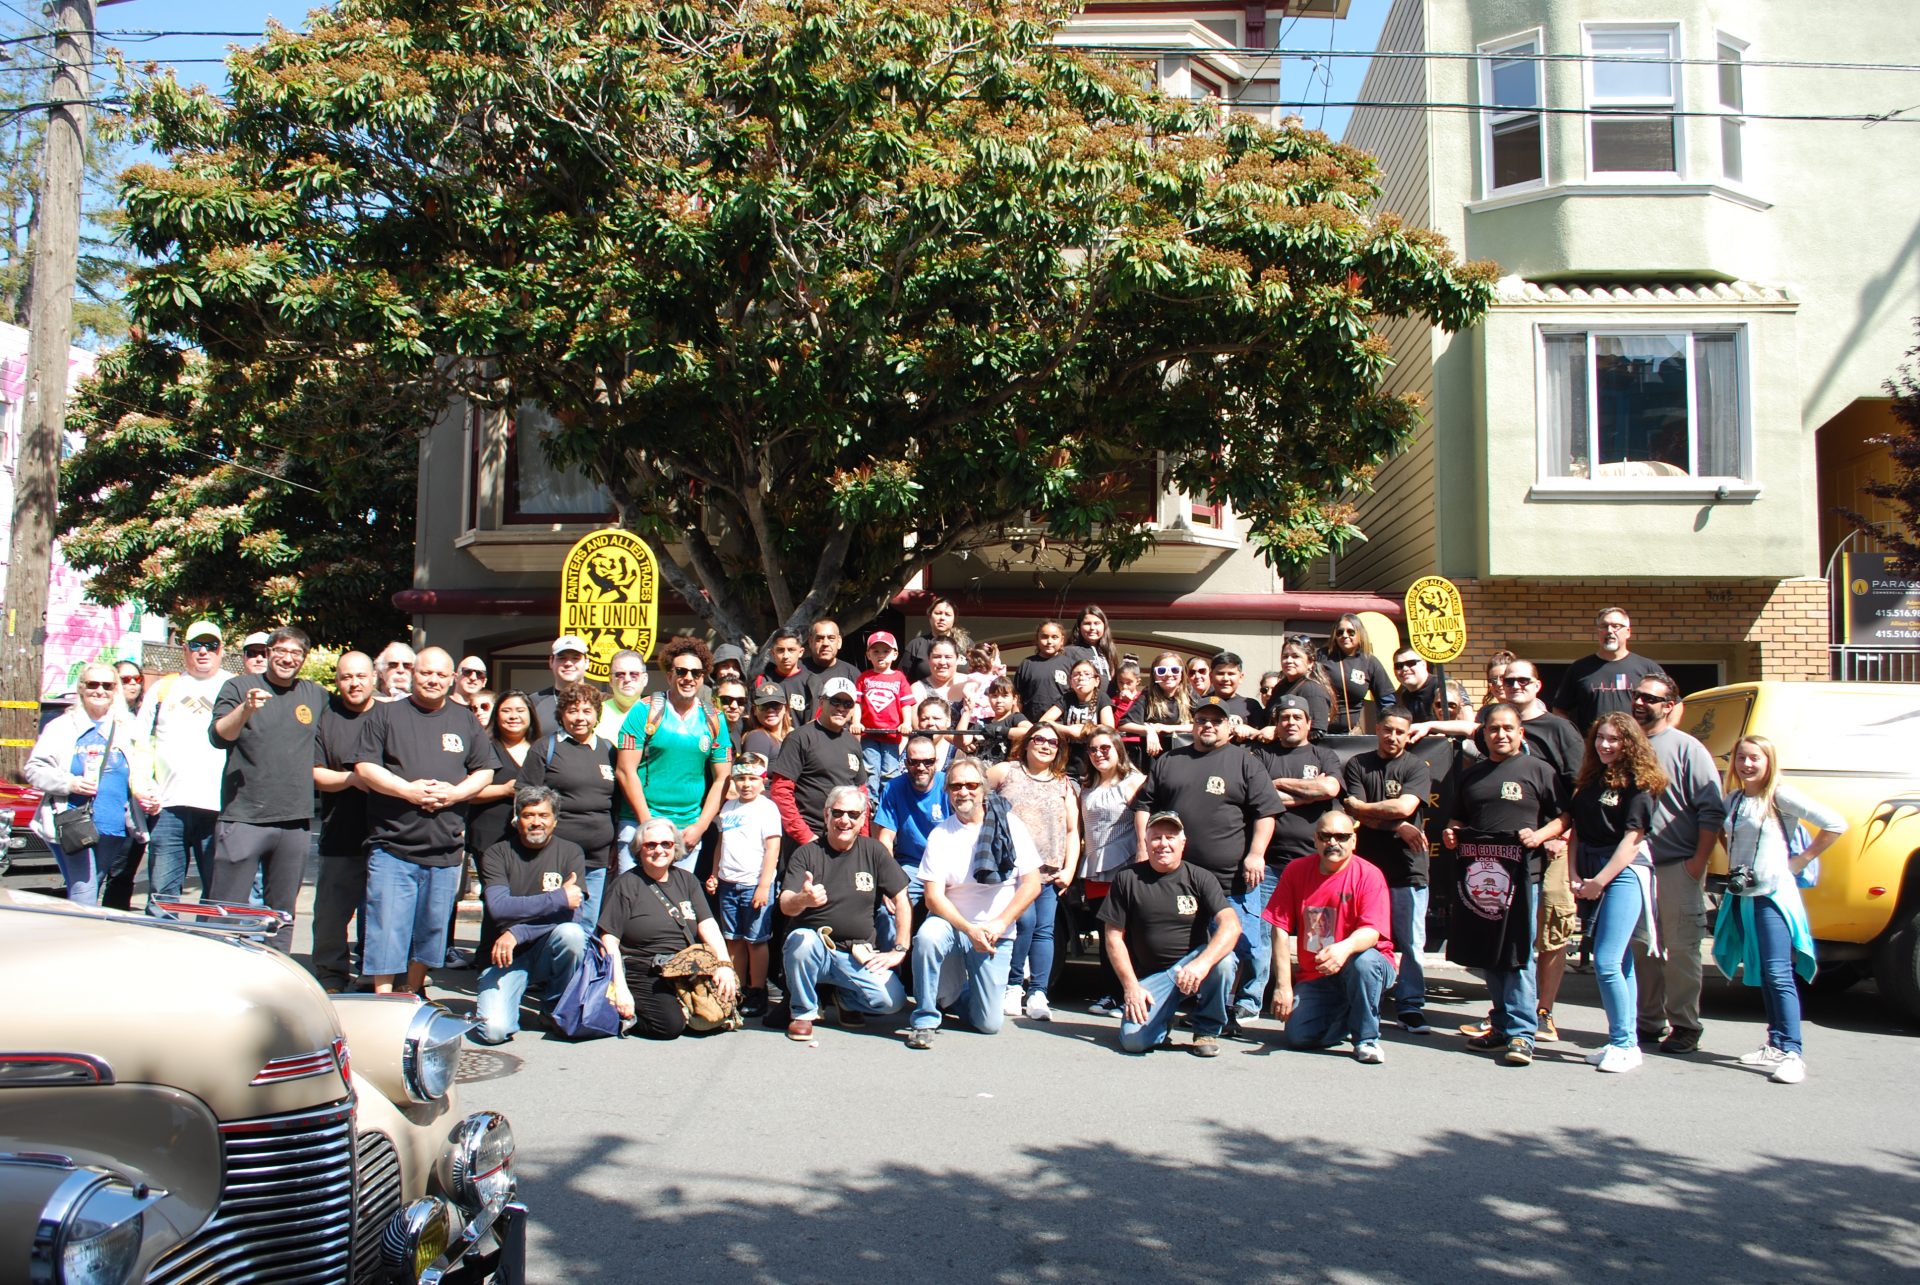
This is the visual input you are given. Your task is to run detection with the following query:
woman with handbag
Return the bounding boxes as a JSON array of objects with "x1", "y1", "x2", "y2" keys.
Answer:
[
  {"x1": 600, "y1": 819, "x2": 738, "y2": 1038},
  {"x1": 1714, "y1": 734, "x2": 1845, "y2": 1085},
  {"x1": 26, "y1": 664, "x2": 157, "y2": 908}
]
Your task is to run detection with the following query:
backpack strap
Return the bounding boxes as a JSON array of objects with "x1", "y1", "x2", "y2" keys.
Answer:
[{"x1": 544, "y1": 735, "x2": 560, "y2": 768}]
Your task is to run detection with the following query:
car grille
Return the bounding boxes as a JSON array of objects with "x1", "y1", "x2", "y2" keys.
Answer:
[
  {"x1": 352, "y1": 1129, "x2": 405, "y2": 1283},
  {"x1": 149, "y1": 1100, "x2": 356, "y2": 1284}
]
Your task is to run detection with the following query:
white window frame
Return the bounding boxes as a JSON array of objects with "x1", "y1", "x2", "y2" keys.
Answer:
[
  {"x1": 1716, "y1": 32, "x2": 1748, "y2": 186},
  {"x1": 1582, "y1": 23, "x2": 1684, "y2": 179},
  {"x1": 1532, "y1": 323, "x2": 1756, "y2": 494},
  {"x1": 1478, "y1": 29, "x2": 1547, "y2": 198}
]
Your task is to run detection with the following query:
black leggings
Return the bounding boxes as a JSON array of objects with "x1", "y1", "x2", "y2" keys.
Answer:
[{"x1": 622, "y1": 969, "x2": 688, "y2": 1040}]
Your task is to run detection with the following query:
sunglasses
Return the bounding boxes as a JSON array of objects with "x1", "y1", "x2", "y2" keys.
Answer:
[
  {"x1": 947, "y1": 780, "x2": 983, "y2": 793},
  {"x1": 1029, "y1": 736, "x2": 1060, "y2": 747},
  {"x1": 673, "y1": 665, "x2": 704, "y2": 677},
  {"x1": 1088, "y1": 743, "x2": 1116, "y2": 754},
  {"x1": 81, "y1": 681, "x2": 116, "y2": 691},
  {"x1": 1631, "y1": 692, "x2": 1671, "y2": 705},
  {"x1": 185, "y1": 639, "x2": 220, "y2": 652},
  {"x1": 638, "y1": 840, "x2": 676, "y2": 850},
  {"x1": 459, "y1": 668, "x2": 487, "y2": 679},
  {"x1": 828, "y1": 808, "x2": 864, "y2": 820},
  {"x1": 827, "y1": 698, "x2": 856, "y2": 709},
  {"x1": 1393, "y1": 660, "x2": 1422, "y2": 670},
  {"x1": 612, "y1": 670, "x2": 645, "y2": 682},
  {"x1": 1152, "y1": 665, "x2": 1182, "y2": 676},
  {"x1": 906, "y1": 757, "x2": 937, "y2": 768},
  {"x1": 119, "y1": 674, "x2": 143, "y2": 683},
  {"x1": 718, "y1": 695, "x2": 747, "y2": 707},
  {"x1": 244, "y1": 648, "x2": 269, "y2": 658},
  {"x1": 1502, "y1": 676, "x2": 1536, "y2": 686},
  {"x1": 1321, "y1": 832, "x2": 1358, "y2": 844}
]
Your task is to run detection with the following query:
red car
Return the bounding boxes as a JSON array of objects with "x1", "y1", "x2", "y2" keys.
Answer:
[{"x1": 0, "y1": 779, "x2": 44, "y2": 875}]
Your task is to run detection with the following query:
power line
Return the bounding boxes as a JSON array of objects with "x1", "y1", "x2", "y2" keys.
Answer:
[{"x1": 1064, "y1": 44, "x2": 1920, "y2": 75}]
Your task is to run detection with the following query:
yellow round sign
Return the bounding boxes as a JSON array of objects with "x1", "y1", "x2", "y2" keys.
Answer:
[
  {"x1": 559, "y1": 529, "x2": 660, "y2": 681},
  {"x1": 1403, "y1": 575, "x2": 1467, "y2": 665},
  {"x1": 1851, "y1": 578, "x2": 1869, "y2": 597}
]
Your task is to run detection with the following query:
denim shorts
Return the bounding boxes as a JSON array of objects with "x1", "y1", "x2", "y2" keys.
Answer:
[
  {"x1": 362, "y1": 847, "x2": 463, "y2": 975},
  {"x1": 714, "y1": 878, "x2": 776, "y2": 943}
]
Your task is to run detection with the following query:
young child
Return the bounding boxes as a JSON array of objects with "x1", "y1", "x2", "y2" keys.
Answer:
[
  {"x1": 858, "y1": 630, "x2": 914, "y2": 793},
  {"x1": 706, "y1": 754, "x2": 783, "y2": 1016},
  {"x1": 969, "y1": 676, "x2": 1031, "y2": 767},
  {"x1": 1042, "y1": 658, "x2": 1114, "y2": 777},
  {"x1": 912, "y1": 698, "x2": 957, "y2": 771},
  {"x1": 1014, "y1": 620, "x2": 1071, "y2": 723}
]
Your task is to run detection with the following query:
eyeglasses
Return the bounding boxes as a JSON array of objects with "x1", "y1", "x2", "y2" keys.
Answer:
[
  {"x1": 827, "y1": 697, "x2": 856, "y2": 709},
  {"x1": 906, "y1": 757, "x2": 937, "y2": 768},
  {"x1": 458, "y1": 668, "x2": 486, "y2": 679},
  {"x1": 1152, "y1": 665, "x2": 1182, "y2": 677},
  {"x1": 947, "y1": 780, "x2": 983, "y2": 793},
  {"x1": 81, "y1": 681, "x2": 116, "y2": 691},
  {"x1": 1501, "y1": 676, "x2": 1536, "y2": 687},
  {"x1": 611, "y1": 670, "x2": 644, "y2": 682},
  {"x1": 1393, "y1": 660, "x2": 1422, "y2": 671},
  {"x1": 638, "y1": 840, "x2": 676, "y2": 850},
  {"x1": 386, "y1": 661, "x2": 415, "y2": 670},
  {"x1": 718, "y1": 695, "x2": 747, "y2": 707},
  {"x1": 185, "y1": 639, "x2": 220, "y2": 652},
  {"x1": 672, "y1": 665, "x2": 704, "y2": 677},
  {"x1": 1321, "y1": 832, "x2": 1358, "y2": 845},
  {"x1": 269, "y1": 646, "x2": 305, "y2": 659},
  {"x1": 1600, "y1": 622, "x2": 1630, "y2": 632},
  {"x1": 828, "y1": 808, "x2": 864, "y2": 820},
  {"x1": 1029, "y1": 736, "x2": 1059, "y2": 747},
  {"x1": 1088, "y1": 743, "x2": 1115, "y2": 754},
  {"x1": 1630, "y1": 692, "x2": 1672, "y2": 705}
]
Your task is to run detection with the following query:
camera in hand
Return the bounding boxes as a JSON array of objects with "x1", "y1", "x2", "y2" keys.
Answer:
[{"x1": 1726, "y1": 864, "x2": 1760, "y2": 895}]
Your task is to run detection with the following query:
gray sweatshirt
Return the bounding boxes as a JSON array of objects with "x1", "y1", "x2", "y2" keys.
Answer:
[{"x1": 1647, "y1": 726, "x2": 1728, "y2": 865}]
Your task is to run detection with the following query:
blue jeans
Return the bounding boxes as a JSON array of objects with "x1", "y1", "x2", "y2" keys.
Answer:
[
  {"x1": 910, "y1": 918, "x2": 1015, "y2": 1033},
  {"x1": 1009, "y1": 881, "x2": 1059, "y2": 997},
  {"x1": 1229, "y1": 868, "x2": 1278, "y2": 1016},
  {"x1": 363, "y1": 848, "x2": 463, "y2": 976},
  {"x1": 581, "y1": 867, "x2": 611, "y2": 934},
  {"x1": 1590, "y1": 875, "x2": 1642, "y2": 1049},
  {"x1": 784, "y1": 927, "x2": 907, "y2": 1021},
  {"x1": 1751, "y1": 897, "x2": 1804, "y2": 1056},
  {"x1": 51, "y1": 833, "x2": 136, "y2": 909},
  {"x1": 874, "y1": 865, "x2": 922, "y2": 951},
  {"x1": 1486, "y1": 884, "x2": 1541, "y2": 1042},
  {"x1": 1119, "y1": 948, "x2": 1233, "y2": 1052},
  {"x1": 862, "y1": 738, "x2": 904, "y2": 795},
  {"x1": 1284, "y1": 948, "x2": 1396, "y2": 1048},
  {"x1": 715, "y1": 879, "x2": 776, "y2": 943},
  {"x1": 473, "y1": 923, "x2": 589, "y2": 1042},
  {"x1": 1389, "y1": 885, "x2": 1429, "y2": 1018},
  {"x1": 146, "y1": 805, "x2": 217, "y2": 914}
]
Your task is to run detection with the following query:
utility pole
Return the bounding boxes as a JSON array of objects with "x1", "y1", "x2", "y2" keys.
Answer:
[{"x1": 0, "y1": 0, "x2": 93, "y2": 776}]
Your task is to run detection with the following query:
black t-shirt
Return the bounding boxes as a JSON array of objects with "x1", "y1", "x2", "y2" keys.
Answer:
[
  {"x1": 1264, "y1": 677, "x2": 1330, "y2": 737},
  {"x1": 800, "y1": 657, "x2": 862, "y2": 721},
  {"x1": 1099, "y1": 859, "x2": 1229, "y2": 977},
  {"x1": 212, "y1": 674, "x2": 328, "y2": 825},
  {"x1": 1059, "y1": 642, "x2": 1113, "y2": 690},
  {"x1": 780, "y1": 835, "x2": 908, "y2": 945},
  {"x1": 1445, "y1": 835, "x2": 1533, "y2": 971},
  {"x1": 1320, "y1": 654, "x2": 1395, "y2": 733},
  {"x1": 1053, "y1": 695, "x2": 1113, "y2": 775},
  {"x1": 770, "y1": 721, "x2": 865, "y2": 833},
  {"x1": 1015, "y1": 653, "x2": 1073, "y2": 723},
  {"x1": 1475, "y1": 707, "x2": 1582, "y2": 793},
  {"x1": 1211, "y1": 693, "x2": 1267, "y2": 733},
  {"x1": 315, "y1": 698, "x2": 372, "y2": 857},
  {"x1": 758, "y1": 667, "x2": 812, "y2": 724},
  {"x1": 478, "y1": 834, "x2": 588, "y2": 940},
  {"x1": 970, "y1": 713, "x2": 1027, "y2": 767},
  {"x1": 1341, "y1": 749, "x2": 1433, "y2": 887},
  {"x1": 1132, "y1": 744, "x2": 1285, "y2": 891},
  {"x1": 1257, "y1": 741, "x2": 1344, "y2": 862},
  {"x1": 900, "y1": 633, "x2": 938, "y2": 686},
  {"x1": 1554, "y1": 652, "x2": 1663, "y2": 731},
  {"x1": 1396, "y1": 674, "x2": 1442, "y2": 723},
  {"x1": 1568, "y1": 780, "x2": 1657, "y2": 878},
  {"x1": 467, "y1": 744, "x2": 535, "y2": 858},
  {"x1": 741, "y1": 728, "x2": 783, "y2": 765},
  {"x1": 523, "y1": 733, "x2": 620, "y2": 869},
  {"x1": 1453, "y1": 754, "x2": 1562, "y2": 879},
  {"x1": 598, "y1": 866, "x2": 713, "y2": 985},
  {"x1": 352, "y1": 698, "x2": 499, "y2": 866}
]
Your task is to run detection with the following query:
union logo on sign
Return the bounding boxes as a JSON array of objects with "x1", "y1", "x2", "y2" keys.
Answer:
[
  {"x1": 559, "y1": 529, "x2": 660, "y2": 682},
  {"x1": 1403, "y1": 575, "x2": 1467, "y2": 665}
]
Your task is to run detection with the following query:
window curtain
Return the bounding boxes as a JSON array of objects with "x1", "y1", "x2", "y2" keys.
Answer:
[
  {"x1": 1541, "y1": 333, "x2": 1588, "y2": 477},
  {"x1": 514, "y1": 401, "x2": 614, "y2": 515},
  {"x1": 1694, "y1": 333, "x2": 1742, "y2": 477}
]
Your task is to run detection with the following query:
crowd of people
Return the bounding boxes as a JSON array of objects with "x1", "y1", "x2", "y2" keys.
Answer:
[{"x1": 21, "y1": 601, "x2": 1836, "y2": 1079}]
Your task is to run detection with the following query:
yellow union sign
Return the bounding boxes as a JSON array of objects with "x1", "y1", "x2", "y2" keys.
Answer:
[
  {"x1": 1403, "y1": 575, "x2": 1467, "y2": 665},
  {"x1": 559, "y1": 528, "x2": 660, "y2": 681}
]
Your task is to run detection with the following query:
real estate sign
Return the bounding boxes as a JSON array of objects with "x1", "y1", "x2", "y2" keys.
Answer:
[{"x1": 1841, "y1": 552, "x2": 1920, "y2": 647}]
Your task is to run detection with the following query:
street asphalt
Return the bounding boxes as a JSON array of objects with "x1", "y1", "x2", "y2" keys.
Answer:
[{"x1": 9, "y1": 846, "x2": 1917, "y2": 1282}]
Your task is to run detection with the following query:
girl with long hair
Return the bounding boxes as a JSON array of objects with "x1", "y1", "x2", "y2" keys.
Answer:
[
  {"x1": 1066, "y1": 605, "x2": 1119, "y2": 690},
  {"x1": 1078, "y1": 727, "x2": 1145, "y2": 1014},
  {"x1": 1118, "y1": 650, "x2": 1192, "y2": 757},
  {"x1": 1319, "y1": 613, "x2": 1396, "y2": 735},
  {"x1": 1261, "y1": 638, "x2": 1333, "y2": 740},
  {"x1": 988, "y1": 721, "x2": 1081, "y2": 1021}
]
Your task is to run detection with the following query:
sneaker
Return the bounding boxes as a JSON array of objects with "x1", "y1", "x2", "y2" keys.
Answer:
[
  {"x1": 1025, "y1": 991, "x2": 1052, "y2": 1022},
  {"x1": 1232, "y1": 1001, "x2": 1261, "y2": 1022},
  {"x1": 1536, "y1": 1009, "x2": 1559, "y2": 1042},
  {"x1": 1003, "y1": 986, "x2": 1025, "y2": 1017},
  {"x1": 764, "y1": 979, "x2": 786, "y2": 1006},
  {"x1": 1398, "y1": 1012, "x2": 1432, "y2": 1035},
  {"x1": 1659, "y1": 1028, "x2": 1701, "y2": 1056},
  {"x1": 1354, "y1": 1041, "x2": 1386, "y2": 1065},
  {"x1": 1465, "y1": 1031, "x2": 1506, "y2": 1052},
  {"x1": 1595, "y1": 1045, "x2": 1643, "y2": 1074},
  {"x1": 1770, "y1": 1052, "x2": 1807, "y2": 1084},
  {"x1": 905, "y1": 1027, "x2": 935, "y2": 1051},
  {"x1": 786, "y1": 1018, "x2": 815, "y2": 1042},
  {"x1": 1738, "y1": 1044, "x2": 1787, "y2": 1067},
  {"x1": 1089, "y1": 995, "x2": 1122, "y2": 1017},
  {"x1": 1190, "y1": 1033, "x2": 1221, "y2": 1058},
  {"x1": 1502, "y1": 1037, "x2": 1535, "y2": 1066},
  {"x1": 442, "y1": 947, "x2": 474, "y2": 969},
  {"x1": 1458, "y1": 1020, "x2": 1493, "y2": 1039}
]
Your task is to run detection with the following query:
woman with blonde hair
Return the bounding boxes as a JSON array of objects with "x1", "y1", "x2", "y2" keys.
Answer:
[{"x1": 1713, "y1": 734, "x2": 1845, "y2": 1084}]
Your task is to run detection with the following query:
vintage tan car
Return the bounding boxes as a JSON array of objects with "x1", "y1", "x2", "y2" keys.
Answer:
[{"x1": 0, "y1": 889, "x2": 526, "y2": 1284}]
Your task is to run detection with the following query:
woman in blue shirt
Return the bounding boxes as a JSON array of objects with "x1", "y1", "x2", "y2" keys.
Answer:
[{"x1": 25, "y1": 663, "x2": 155, "y2": 907}]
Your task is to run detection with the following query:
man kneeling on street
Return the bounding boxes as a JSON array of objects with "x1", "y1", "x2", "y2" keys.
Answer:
[
  {"x1": 472, "y1": 786, "x2": 591, "y2": 1044},
  {"x1": 779, "y1": 786, "x2": 911, "y2": 1042},
  {"x1": 1099, "y1": 811, "x2": 1240, "y2": 1057},
  {"x1": 1265, "y1": 811, "x2": 1397, "y2": 1064}
]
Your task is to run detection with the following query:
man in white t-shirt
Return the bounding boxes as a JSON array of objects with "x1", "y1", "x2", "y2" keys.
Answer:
[
  {"x1": 137, "y1": 620, "x2": 233, "y2": 914},
  {"x1": 905, "y1": 755, "x2": 1043, "y2": 1049}
]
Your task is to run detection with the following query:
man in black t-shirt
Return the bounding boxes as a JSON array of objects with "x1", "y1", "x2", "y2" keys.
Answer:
[
  {"x1": 1341, "y1": 710, "x2": 1434, "y2": 1034},
  {"x1": 777, "y1": 787, "x2": 910, "y2": 1041},
  {"x1": 312, "y1": 650, "x2": 376, "y2": 991},
  {"x1": 352, "y1": 646, "x2": 498, "y2": 995},
  {"x1": 769, "y1": 680, "x2": 867, "y2": 848},
  {"x1": 1444, "y1": 704, "x2": 1563, "y2": 1067},
  {"x1": 1258, "y1": 699, "x2": 1343, "y2": 868},
  {"x1": 1553, "y1": 607, "x2": 1661, "y2": 731},
  {"x1": 1100, "y1": 812, "x2": 1240, "y2": 1056},
  {"x1": 472, "y1": 788, "x2": 591, "y2": 1044},
  {"x1": 208, "y1": 625, "x2": 328, "y2": 953},
  {"x1": 1131, "y1": 697, "x2": 1283, "y2": 1026},
  {"x1": 799, "y1": 619, "x2": 863, "y2": 723},
  {"x1": 1390, "y1": 649, "x2": 1443, "y2": 724}
]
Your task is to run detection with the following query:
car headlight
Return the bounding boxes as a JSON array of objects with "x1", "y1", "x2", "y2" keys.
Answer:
[
  {"x1": 32, "y1": 1167, "x2": 163, "y2": 1285},
  {"x1": 380, "y1": 1196, "x2": 450, "y2": 1283},
  {"x1": 401, "y1": 1005, "x2": 472, "y2": 1103},
  {"x1": 448, "y1": 1111, "x2": 516, "y2": 1215}
]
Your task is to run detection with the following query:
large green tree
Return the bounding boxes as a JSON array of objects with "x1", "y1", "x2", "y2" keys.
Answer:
[{"x1": 98, "y1": 0, "x2": 1493, "y2": 643}]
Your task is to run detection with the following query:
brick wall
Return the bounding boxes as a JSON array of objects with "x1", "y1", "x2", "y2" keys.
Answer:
[{"x1": 1429, "y1": 576, "x2": 1830, "y2": 701}]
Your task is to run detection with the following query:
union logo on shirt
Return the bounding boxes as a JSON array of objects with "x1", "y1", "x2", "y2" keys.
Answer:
[
  {"x1": 294, "y1": 703, "x2": 313, "y2": 725},
  {"x1": 1205, "y1": 776, "x2": 1225, "y2": 795},
  {"x1": 854, "y1": 871, "x2": 874, "y2": 892},
  {"x1": 1301, "y1": 765, "x2": 1320, "y2": 778},
  {"x1": 1385, "y1": 780, "x2": 1402, "y2": 798},
  {"x1": 599, "y1": 764, "x2": 615, "y2": 780},
  {"x1": 1175, "y1": 895, "x2": 1197, "y2": 915},
  {"x1": 1600, "y1": 789, "x2": 1620, "y2": 807},
  {"x1": 441, "y1": 733, "x2": 464, "y2": 752},
  {"x1": 1500, "y1": 781, "x2": 1524, "y2": 802},
  {"x1": 846, "y1": 753, "x2": 861, "y2": 773},
  {"x1": 541, "y1": 871, "x2": 563, "y2": 892}
]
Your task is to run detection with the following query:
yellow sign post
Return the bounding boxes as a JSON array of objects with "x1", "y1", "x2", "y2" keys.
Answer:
[
  {"x1": 1403, "y1": 575, "x2": 1467, "y2": 666},
  {"x1": 559, "y1": 529, "x2": 660, "y2": 682}
]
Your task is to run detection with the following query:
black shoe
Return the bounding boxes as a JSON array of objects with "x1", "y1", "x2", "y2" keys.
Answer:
[
  {"x1": 1465, "y1": 1031, "x2": 1506, "y2": 1052},
  {"x1": 1659, "y1": 1028, "x2": 1701, "y2": 1055},
  {"x1": 762, "y1": 1001, "x2": 791, "y2": 1030},
  {"x1": 740, "y1": 987, "x2": 768, "y2": 1017},
  {"x1": 831, "y1": 993, "x2": 866, "y2": 1029}
]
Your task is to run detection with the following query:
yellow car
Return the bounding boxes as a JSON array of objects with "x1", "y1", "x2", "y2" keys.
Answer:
[{"x1": 1679, "y1": 681, "x2": 1920, "y2": 1022}]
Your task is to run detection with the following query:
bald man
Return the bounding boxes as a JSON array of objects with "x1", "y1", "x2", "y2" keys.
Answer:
[{"x1": 312, "y1": 651, "x2": 377, "y2": 991}]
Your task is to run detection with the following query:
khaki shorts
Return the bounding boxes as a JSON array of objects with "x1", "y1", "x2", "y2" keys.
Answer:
[{"x1": 1537, "y1": 845, "x2": 1578, "y2": 953}]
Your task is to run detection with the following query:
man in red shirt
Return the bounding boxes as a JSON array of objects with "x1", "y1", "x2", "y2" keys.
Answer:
[{"x1": 1264, "y1": 810, "x2": 1397, "y2": 1063}]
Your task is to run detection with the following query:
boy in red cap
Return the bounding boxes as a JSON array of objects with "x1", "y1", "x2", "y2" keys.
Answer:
[{"x1": 859, "y1": 631, "x2": 913, "y2": 794}]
